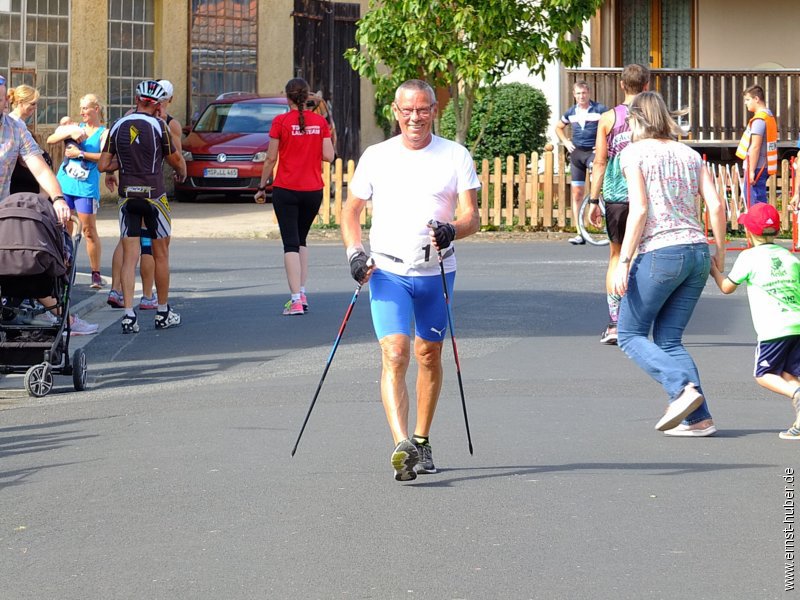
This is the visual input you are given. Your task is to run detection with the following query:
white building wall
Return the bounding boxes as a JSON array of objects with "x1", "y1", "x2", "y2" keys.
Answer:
[{"x1": 501, "y1": 21, "x2": 593, "y2": 165}]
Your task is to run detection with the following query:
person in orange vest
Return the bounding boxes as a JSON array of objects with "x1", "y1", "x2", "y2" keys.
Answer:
[
  {"x1": 790, "y1": 137, "x2": 800, "y2": 212},
  {"x1": 736, "y1": 85, "x2": 777, "y2": 205}
]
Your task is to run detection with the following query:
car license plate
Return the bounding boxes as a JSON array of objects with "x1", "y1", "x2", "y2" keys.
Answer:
[{"x1": 204, "y1": 168, "x2": 238, "y2": 177}]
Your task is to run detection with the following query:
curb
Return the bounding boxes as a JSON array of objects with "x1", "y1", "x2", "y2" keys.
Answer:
[{"x1": 70, "y1": 288, "x2": 111, "y2": 320}]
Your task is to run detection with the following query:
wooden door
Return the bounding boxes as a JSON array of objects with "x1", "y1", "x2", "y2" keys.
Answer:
[{"x1": 293, "y1": 0, "x2": 361, "y2": 161}]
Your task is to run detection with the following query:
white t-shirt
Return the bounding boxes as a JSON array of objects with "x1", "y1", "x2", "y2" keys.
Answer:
[
  {"x1": 349, "y1": 134, "x2": 480, "y2": 276},
  {"x1": 619, "y1": 138, "x2": 706, "y2": 254}
]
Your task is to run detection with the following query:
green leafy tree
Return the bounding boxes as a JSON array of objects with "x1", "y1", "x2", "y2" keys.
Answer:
[
  {"x1": 439, "y1": 83, "x2": 550, "y2": 163},
  {"x1": 345, "y1": 0, "x2": 603, "y2": 144}
]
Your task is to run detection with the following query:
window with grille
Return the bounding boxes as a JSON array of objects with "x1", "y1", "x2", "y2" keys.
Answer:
[
  {"x1": 189, "y1": 0, "x2": 258, "y2": 125},
  {"x1": 107, "y1": 0, "x2": 155, "y2": 122},
  {"x1": 0, "y1": 0, "x2": 69, "y2": 127}
]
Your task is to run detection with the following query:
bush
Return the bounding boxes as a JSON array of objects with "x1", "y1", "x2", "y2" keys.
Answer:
[{"x1": 439, "y1": 83, "x2": 550, "y2": 163}]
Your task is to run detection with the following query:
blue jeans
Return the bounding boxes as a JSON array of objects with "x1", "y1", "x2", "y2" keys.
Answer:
[
  {"x1": 749, "y1": 168, "x2": 769, "y2": 204},
  {"x1": 617, "y1": 243, "x2": 712, "y2": 424}
]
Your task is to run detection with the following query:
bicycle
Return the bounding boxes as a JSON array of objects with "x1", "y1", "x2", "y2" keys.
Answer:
[{"x1": 577, "y1": 194, "x2": 609, "y2": 246}]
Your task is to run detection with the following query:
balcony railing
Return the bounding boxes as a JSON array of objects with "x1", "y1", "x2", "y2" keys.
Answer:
[{"x1": 565, "y1": 68, "x2": 800, "y2": 147}]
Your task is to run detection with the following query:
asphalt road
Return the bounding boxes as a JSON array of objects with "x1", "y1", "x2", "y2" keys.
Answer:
[{"x1": 1, "y1": 238, "x2": 796, "y2": 599}]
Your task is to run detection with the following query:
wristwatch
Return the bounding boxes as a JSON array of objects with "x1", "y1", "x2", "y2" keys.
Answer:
[
  {"x1": 53, "y1": 195, "x2": 66, "y2": 203},
  {"x1": 78, "y1": 152, "x2": 85, "y2": 160},
  {"x1": 588, "y1": 198, "x2": 600, "y2": 205}
]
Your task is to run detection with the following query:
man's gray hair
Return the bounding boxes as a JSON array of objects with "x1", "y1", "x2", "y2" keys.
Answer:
[{"x1": 395, "y1": 79, "x2": 436, "y2": 103}]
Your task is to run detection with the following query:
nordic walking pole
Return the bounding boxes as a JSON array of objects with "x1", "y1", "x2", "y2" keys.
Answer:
[
  {"x1": 428, "y1": 221, "x2": 474, "y2": 455},
  {"x1": 291, "y1": 283, "x2": 364, "y2": 456}
]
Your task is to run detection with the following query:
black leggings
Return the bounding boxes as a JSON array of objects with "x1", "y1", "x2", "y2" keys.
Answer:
[{"x1": 272, "y1": 187, "x2": 323, "y2": 253}]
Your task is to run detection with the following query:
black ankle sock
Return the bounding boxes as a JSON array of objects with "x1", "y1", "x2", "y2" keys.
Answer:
[{"x1": 412, "y1": 435, "x2": 429, "y2": 446}]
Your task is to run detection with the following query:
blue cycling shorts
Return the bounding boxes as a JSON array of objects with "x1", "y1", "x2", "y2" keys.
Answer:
[
  {"x1": 63, "y1": 194, "x2": 97, "y2": 215},
  {"x1": 369, "y1": 269, "x2": 455, "y2": 342}
]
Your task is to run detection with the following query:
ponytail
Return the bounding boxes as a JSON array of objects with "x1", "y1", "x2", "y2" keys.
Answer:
[{"x1": 285, "y1": 78, "x2": 310, "y2": 133}]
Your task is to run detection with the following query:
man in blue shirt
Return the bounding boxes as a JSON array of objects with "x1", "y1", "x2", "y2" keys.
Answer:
[{"x1": 556, "y1": 81, "x2": 608, "y2": 245}]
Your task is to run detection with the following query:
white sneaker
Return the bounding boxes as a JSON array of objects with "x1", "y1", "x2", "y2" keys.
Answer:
[
  {"x1": 568, "y1": 235, "x2": 586, "y2": 245},
  {"x1": 70, "y1": 315, "x2": 99, "y2": 336},
  {"x1": 30, "y1": 311, "x2": 59, "y2": 326},
  {"x1": 655, "y1": 383, "x2": 704, "y2": 431}
]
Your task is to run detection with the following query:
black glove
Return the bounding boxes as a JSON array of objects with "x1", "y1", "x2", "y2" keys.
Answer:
[
  {"x1": 349, "y1": 251, "x2": 370, "y2": 283},
  {"x1": 429, "y1": 220, "x2": 456, "y2": 250}
]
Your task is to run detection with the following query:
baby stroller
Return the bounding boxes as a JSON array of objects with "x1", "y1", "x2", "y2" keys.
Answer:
[{"x1": 0, "y1": 192, "x2": 88, "y2": 397}]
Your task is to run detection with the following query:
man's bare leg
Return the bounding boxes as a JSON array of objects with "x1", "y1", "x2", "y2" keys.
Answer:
[
  {"x1": 413, "y1": 337, "x2": 444, "y2": 438},
  {"x1": 379, "y1": 333, "x2": 411, "y2": 444},
  {"x1": 151, "y1": 237, "x2": 171, "y2": 306},
  {"x1": 110, "y1": 239, "x2": 123, "y2": 292},
  {"x1": 120, "y1": 237, "x2": 140, "y2": 310},
  {"x1": 140, "y1": 253, "x2": 155, "y2": 299},
  {"x1": 571, "y1": 184, "x2": 585, "y2": 237}
]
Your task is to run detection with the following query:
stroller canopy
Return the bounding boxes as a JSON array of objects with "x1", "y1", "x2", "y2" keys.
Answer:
[{"x1": 0, "y1": 192, "x2": 67, "y2": 278}]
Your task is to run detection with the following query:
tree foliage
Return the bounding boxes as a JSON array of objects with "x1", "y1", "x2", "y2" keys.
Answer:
[
  {"x1": 345, "y1": 0, "x2": 603, "y2": 144},
  {"x1": 439, "y1": 83, "x2": 550, "y2": 163}
]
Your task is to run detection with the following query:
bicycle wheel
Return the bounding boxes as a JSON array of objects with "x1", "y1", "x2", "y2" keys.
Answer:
[{"x1": 577, "y1": 194, "x2": 609, "y2": 246}]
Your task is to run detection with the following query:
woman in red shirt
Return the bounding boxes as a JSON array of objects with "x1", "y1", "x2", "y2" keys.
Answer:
[{"x1": 255, "y1": 78, "x2": 335, "y2": 315}]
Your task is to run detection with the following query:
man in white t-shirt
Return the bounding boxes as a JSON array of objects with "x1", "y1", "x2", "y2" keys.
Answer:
[{"x1": 342, "y1": 79, "x2": 480, "y2": 482}]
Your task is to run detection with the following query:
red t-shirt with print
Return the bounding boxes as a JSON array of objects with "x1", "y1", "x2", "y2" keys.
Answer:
[{"x1": 269, "y1": 110, "x2": 330, "y2": 191}]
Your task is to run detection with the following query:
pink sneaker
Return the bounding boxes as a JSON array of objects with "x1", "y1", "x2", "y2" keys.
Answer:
[
  {"x1": 282, "y1": 299, "x2": 304, "y2": 316},
  {"x1": 300, "y1": 293, "x2": 308, "y2": 312},
  {"x1": 139, "y1": 295, "x2": 157, "y2": 310},
  {"x1": 107, "y1": 290, "x2": 124, "y2": 308}
]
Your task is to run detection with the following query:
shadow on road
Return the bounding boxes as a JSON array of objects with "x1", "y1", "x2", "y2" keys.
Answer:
[
  {"x1": 0, "y1": 418, "x2": 107, "y2": 490},
  {"x1": 80, "y1": 287, "x2": 753, "y2": 392},
  {"x1": 409, "y1": 460, "x2": 776, "y2": 488}
]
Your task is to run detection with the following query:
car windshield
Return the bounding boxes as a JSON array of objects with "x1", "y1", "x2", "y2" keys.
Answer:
[{"x1": 193, "y1": 103, "x2": 287, "y2": 134}]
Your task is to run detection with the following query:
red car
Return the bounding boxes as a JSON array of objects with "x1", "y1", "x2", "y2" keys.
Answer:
[{"x1": 175, "y1": 93, "x2": 289, "y2": 201}]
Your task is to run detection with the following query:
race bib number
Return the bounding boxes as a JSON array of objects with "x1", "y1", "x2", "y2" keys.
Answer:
[
  {"x1": 65, "y1": 161, "x2": 89, "y2": 181},
  {"x1": 409, "y1": 243, "x2": 436, "y2": 267}
]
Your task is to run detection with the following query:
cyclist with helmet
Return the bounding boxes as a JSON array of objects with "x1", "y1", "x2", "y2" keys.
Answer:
[
  {"x1": 106, "y1": 79, "x2": 183, "y2": 312},
  {"x1": 99, "y1": 80, "x2": 187, "y2": 334}
]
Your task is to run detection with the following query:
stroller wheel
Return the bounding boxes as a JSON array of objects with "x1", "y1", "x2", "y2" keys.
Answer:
[
  {"x1": 24, "y1": 363, "x2": 53, "y2": 398},
  {"x1": 72, "y1": 348, "x2": 87, "y2": 391}
]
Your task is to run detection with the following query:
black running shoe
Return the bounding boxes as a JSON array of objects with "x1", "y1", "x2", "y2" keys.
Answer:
[
  {"x1": 121, "y1": 313, "x2": 139, "y2": 334},
  {"x1": 391, "y1": 439, "x2": 419, "y2": 481},
  {"x1": 414, "y1": 441, "x2": 437, "y2": 474},
  {"x1": 155, "y1": 305, "x2": 181, "y2": 329}
]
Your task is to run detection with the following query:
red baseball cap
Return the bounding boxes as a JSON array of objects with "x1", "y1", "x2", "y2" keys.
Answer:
[{"x1": 738, "y1": 203, "x2": 780, "y2": 235}]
